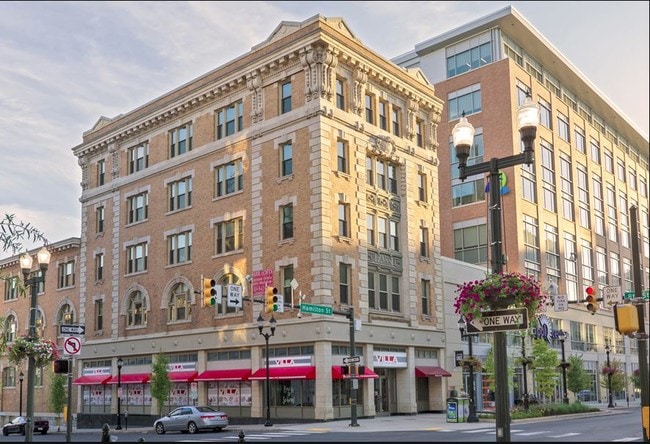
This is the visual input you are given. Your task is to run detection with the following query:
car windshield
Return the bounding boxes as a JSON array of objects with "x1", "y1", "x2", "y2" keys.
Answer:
[
  {"x1": 11, "y1": 417, "x2": 26, "y2": 424},
  {"x1": 196, "y1": 406, "x2": 217, "y2": 413}
]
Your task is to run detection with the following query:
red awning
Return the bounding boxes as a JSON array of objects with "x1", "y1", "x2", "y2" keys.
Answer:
[
  {"x1": 168, "y1": 371, "x2": 197, "y2": 382},
  {"x1": 73, "y1": 375, "x2": 112, "y2": 385},
  {"x1": 415, "y1": 366, "x2": 452, "y2": 378},
  {"x1": 107, "y1": 373, "x2": 150, "y2": 384},
  {"x1": 195, "y1": 369, "x2": 252, "y2": 381},
  {"x1": 331, "y1": 366, "x2": 379, "y2": 379},
  {"x1": 249, "y1": 366, "x2": 316, "y2": 380}
]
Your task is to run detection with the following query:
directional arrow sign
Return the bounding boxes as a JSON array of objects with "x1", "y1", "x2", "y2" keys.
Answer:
[
  {"x1": 466, "y1": 308, "x2": 528, "y2": 333},
  {"x1": 343, "y1": 356, "x2": 361, "y2": 364},
  {"x1": 603, "y1": 286, "x2": 622, "y2": 306},
  {"x1": 60, "y1": 324, "x2": 86, "y2": 335}
]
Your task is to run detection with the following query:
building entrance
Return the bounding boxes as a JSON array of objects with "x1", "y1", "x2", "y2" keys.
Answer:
[{"x1": 374, "y1": 368, "x2": 397, "y2": 415}]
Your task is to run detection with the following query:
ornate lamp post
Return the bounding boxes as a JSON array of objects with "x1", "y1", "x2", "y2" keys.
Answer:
[
  {"x1": 19, "y1": 371, "x2": 24, "y2": 417},
  {"x1": 605, "y1": 345, "x2": 614, "y2": 408},
  {"x1": 257, "y1": 314, "x2": 276, "y2": 427},
  {"x1": 557, "y1": 330, "x2": 570, "y2": 404},
  {"x1": 19, "y1": 246, "x2": 51, "y2": 443},
  {"x1": 116, "y1": 357, "x2": 123, "y2": 429},
  {"x1": 457, "y1": 316, "x2": 479, "y2": 423},
  {"x1": 453, "y1": 92, "x2": 539, "y2": 442}
]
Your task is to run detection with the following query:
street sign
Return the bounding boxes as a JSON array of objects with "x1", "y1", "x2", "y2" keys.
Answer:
[
  {"x1": 226, "y1": 284, "x2": 242, "y2": 308},
  {"x1": 300, "y1": 303, "x2": 333, "y2": 316},
  {"x1": 60, "y1": 324, "x2": 85, "y2": 335},
  {"x1": 554, "y1": 294, "x2": 569, "y2": 312},
  {"x1": 252, "y1": 269, "x2": 274, "y2": 296},
  {"x1": 624, "y1": 290, "x2": 650, "y2": 300},
  {"x1": 466, "y1": 308, "x2": 528, "y2": 333},
  {"x1": 63, "y1": 336, "x2": 82, "y2": 356},
  {"x1": 603, "y1": 286, "x2": 622, "y2": 306},
  {"x1": 343, "y1": 356, "x2": 360, "y2": 364}
]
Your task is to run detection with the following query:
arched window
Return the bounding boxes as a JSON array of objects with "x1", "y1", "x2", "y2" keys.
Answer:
[
  {"x1": 4, "y1": 315, "x2": 17, "y2": 343},
  {"x1": 127, "y1": 290, "x2": 147, "y2": 327},
  {"x1": 217, "y1": 274, "x2": 242, "y2": 315},
  {"x1": 168, "y1": 283, "x2": 191, "y2": 322},
  {"x1": 58, "y1": 303, "x2": 74, "y2": 325},
  {"x1": 35, "y1": 309, "x2": 44, "y2": 338}
]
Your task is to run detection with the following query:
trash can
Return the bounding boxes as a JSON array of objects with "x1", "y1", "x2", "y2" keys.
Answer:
[{"x1": 446, "y1": 397, "x2": 469, "y2": 423}]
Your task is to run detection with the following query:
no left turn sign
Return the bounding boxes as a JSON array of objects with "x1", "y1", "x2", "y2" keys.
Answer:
[{"x1": 63, "y1": 336, "x2": 82, "y2": 356}]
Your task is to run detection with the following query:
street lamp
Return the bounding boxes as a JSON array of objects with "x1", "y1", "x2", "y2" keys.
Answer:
[
  {"x1": 19, "y1": 371, "x2": 24, "y2": 417},
  {"x1": 457, "y1": 316, "x2": 479, "y2": 423},
  {"x1": 519, "y1": 333, "x2": 533, "y2": 411},
  {"x1": 605, "y1": 345, "x2": 614, "y2": 408},
  {"x1": 257, "y1": 313, "x2": 276, "y2": 427},
  {"x1": 452, "y1": 91, "x2": 539, "y2": 442},
  {"x1": 19, "y1": 246, "x2": 51, "y2": 443},
  {"x1": 116, "y1": 357, "x2": 123, "y2": 430},
  {"x1": 557, "y1": 330, "x2": 570, "y2": 404}
]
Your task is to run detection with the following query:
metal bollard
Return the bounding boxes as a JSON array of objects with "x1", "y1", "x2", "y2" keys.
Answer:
[
  {"x1": 238, "y1": 430, "x2": 246, "y2": 442},
  {"x1": 101, "y1": 423, "x2": 111, "y2": 443}
]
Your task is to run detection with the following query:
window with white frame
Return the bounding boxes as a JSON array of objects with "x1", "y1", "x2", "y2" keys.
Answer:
[
  {"x1": 559, "y1": 155, "x2": 574, "y2": 221},
  {"x1": 97, "y1": 159, "x2": 105, "y2": 186},
  {"x1": 215, "y1": 218, "x2": 243, "y2": 255},
  {"x1": 419, "y1": 226, "x2": 429, "y2": 258},
  {"x1": 418, "y1": 172, "x2": 428, "y2": 202},
  {"x1": 216, "y1": 100, "x2": 244, "y2": 139},
  {"x1": 281, "y1": 204, "x2": 294, "y2": 240},
  {"x1": 538, "y1": 98, "x2": 551, "y2": 129},
  {"x1": 365, "y1": 94, "x2": 374, "y2": 124},
  {"x1": 215, "y1": 159, "x2": 243, "y2": 197},
  {"x1": 4, "y1": 315, "x2": 17, "y2": 342},
  {"x1": 421, "y1": 279, "x2": 430, "y2": 316},
  {"x1": 521, "y1": 163, "x2": 536, "y2": 203},
  {"x1": 339, "y1": 262, "x2": 351, "y2": 305},
  {"x1": 57, "y1": 303, "x2": 74, "y2": 325},
  {"x1": 169, "y1": 123, "x2": 193, "y2": 158},
  {"x1": 557, "y1": 113, "x2": 569, "y2": 142},
  {"x1": 541, "y1": 141, "x2": 556, "y2": 213},
  {"x1": 338, "y1": 203, "x2": 350, "y2": 238},
  {"x1": 168, "y1": 230, "x2": 192, "y2": 265},
  {"x1": 616, "y1": 159, "x2": 626, "y2": 183},
  {"x1": 58, "y1": 260, "x2": 75, "y2": 288},
  {"x1": 596, "y1": 246, "x2": 608, "y2": 285},
  {"x1": 448, "y1": 85, "x2": 482, "y2": 120},
  {"x1": 610, "y1": 252, "x2": 621, "y2": 286},
  {"x1": 168, "y1": 283, "x2": 191, "y2": 323},
  {"x1": 281, "y1": 265, "x2": 293, "y2": 302},
  {"x1": 96, "y1": 206, "x2": 105, "y2": 233},
  {"x1": 128, "y1": 143, "x2": 149, "y2": 174},
  {"x1": 4, "y1": 276, "x2": 18, "y2": 301},
  {"x1": 523, "y1": 214, "x2": 540, "y2": 275},
  {"x1": 280, "y1": 141, "x2": 293, "y2": 177},
  {"x1": 337, "y1": 139, "x2": 349, "y2": 174},
  {"x1": 450, "y1": 129, "x2": 485, "y2": 207},
  {"x1": 95, "y1": 299, "x2": 104, "y2": 331},
  {"x1": 168, "y1": 177, "x2": 192, "y2": 212},
  {"x1": 126, "y1": 242, "x2": 148, "y2": 274},
  {"x1": 453, "y1": 223, "x2": 487, "y2": 265},
  {"x1": 95, "y1": 252, "x2": 104, "y2": 281},
  {"x1": 446, "y1": 40, "x2": 492, "y2": 77},
  {"x1": 577, "y1": 164, "x2": 590, "y2": 229},
  {"x1": 336, "y1": 78, "x2": 346, "y2": 110},
  {"x1": 416, "y1": 119, "x2": 424, "y2": 147},
  {"x1": 590, "y1": 139, "x2": 601, "y2": 164},
  {"x1": 378, "y1": 101, "x2": 387, "y2": 131},
  {"x1": 127, "y1": 192, "x2": 148, "y2": 224},
  {"x1": 281, "y1": 81, "x2": 292, "y2": 114},
  {"x1": 127, "y1": 291, "x2": 146, "y2": 327},
  {"x1": 574, "y1": 127, "x2": 585, "y2": 153},
  {"x1": 367, "y1": 271, "x2": 400, "y2": 312},
  {"x1": 581, "y1": 240, "x2": 593, "y2": 283},
  {"x1": 592, "y1": 174, "x2": 605, "y2": 236},
  {"x1": 544, "y1": 224, "x2": 560, "y2": 279}
]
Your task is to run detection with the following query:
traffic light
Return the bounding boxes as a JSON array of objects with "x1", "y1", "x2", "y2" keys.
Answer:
[
  {"x1": 53, "y1": 359, "x2": 69, "y2": 374},
  {"x1": 265, "y1": 287, "x2": 278, "y2": 313},
  {"x1": 614, "y1": 303, "x2": 639, "y2": 335},
  {"x1": 585, "y1": 286, "x2": 598, "y2": 314},
  {"x1": 203, "y1": 277, "x2": 217, "y2": 307}
]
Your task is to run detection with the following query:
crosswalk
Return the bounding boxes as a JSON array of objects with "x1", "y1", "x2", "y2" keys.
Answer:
[
  {"x1": 434, "y1": 427, "x2": 642, "y2": 441},
  {"x1": 178, "y1": 430, "x2": 327, "y2": 441}
]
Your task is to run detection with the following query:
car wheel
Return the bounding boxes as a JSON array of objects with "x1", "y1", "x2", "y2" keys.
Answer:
[
  {"x1": 2, "y1": 429, "x2": 8, "y2": 436},
  {"x1": 215, "y1": 427, "x2": 223, "y2": 432},
  {"x1": 155, "y1": 423, "x2": 166, "y2": 435},
  {"x1": 20, "y1": 426, "x2": 25, "y2": 436},
  {"x1": 41, "y1": 430, "x2": 48, "y2": 435},
  {"x1": 187, "y1": 421, "x2": 198, "y2": 434}
]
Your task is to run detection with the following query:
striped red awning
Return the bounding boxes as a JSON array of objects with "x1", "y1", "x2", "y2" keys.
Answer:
[
  {"x1": 168, "y1": 371, "x2": 198, "y2": 382},
  {"x1": 107, "y1": 373, "x2": 150, "y2": 384},
  {"x1": 73, "y1": 375, "x2": 112, "y2": 385}
]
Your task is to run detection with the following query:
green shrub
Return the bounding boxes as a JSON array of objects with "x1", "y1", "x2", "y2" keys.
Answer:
[{"x1": 510, "y1": 402, "x2": 599, "y2": 420}]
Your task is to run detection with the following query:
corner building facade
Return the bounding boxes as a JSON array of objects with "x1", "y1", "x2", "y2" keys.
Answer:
[{"x1": 72, "y1": 16, "x2": 446, "y2": 425}]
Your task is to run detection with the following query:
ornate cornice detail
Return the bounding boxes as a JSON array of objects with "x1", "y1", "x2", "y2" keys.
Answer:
[{"x1": 300, "y1": 44, "x2": 338, "y2": 102}]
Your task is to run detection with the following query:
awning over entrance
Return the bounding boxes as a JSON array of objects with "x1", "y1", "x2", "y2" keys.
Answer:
[
  {"x1": 73, "y1": 375, "x2": 112, "y2": 385},
  {"x1": 107, "y1": 373, "x2": 151, "y2": 384},
  {"x1": 415, "y1": 366, "x2": 452, "y2": 378},
  {"x1": 249, "y1": 366, "x2": 316, "y2": 380},
  {"x1": 195, "y1": 369, "x2": 252, "y2": 381},
  {"x1": 331, "y1": 366, "x2": 379, "y2": 379},
  {"x1": 168, "y1": 371, "x2": 198, "y2": 382}
]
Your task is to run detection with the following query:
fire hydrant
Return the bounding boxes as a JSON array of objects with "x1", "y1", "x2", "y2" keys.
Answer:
[{"x1": 101, "y1": 423, "x2": 111, "y2": 443}]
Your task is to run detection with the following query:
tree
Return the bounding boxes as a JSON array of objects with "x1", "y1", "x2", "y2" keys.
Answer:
[
  {"x1": 567, "y1": 354, "x2": 591, "y2": 399},
  {"x1": 531, "y1": 338, "x2": 559, "y2": 402},
  {"x1": 50, "y1": 373, "x2": 67, "y2": 432},
  {"x1": 0, "y1": 213, "x2": 47, "y2": 255},
  {"x1": 600, "y1": 358, "x2": 625, "y2": 393},
  {"x1": 150, "y1": 352, "x2": 171, "y2": 415}
]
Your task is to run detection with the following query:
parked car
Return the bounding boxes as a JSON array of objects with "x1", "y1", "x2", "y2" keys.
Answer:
[
  {"x1": 577, "y1": 390, "x2": 593, "y2": 401},
  {"x1": 2, "y1": 416, "x2": 49, "y2": 436},
  {"x1": 154, "y1": 406, "x2": 228, "y2": 434}
]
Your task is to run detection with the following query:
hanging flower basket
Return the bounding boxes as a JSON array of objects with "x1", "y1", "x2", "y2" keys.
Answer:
[
  {"x1": 7, "y1": 336, "x2": 60, "y2": 367},
  {"x1": 601, "y1": 366, "x2": 617, "y2": 376},
  {"x1": 454, "y1": 271, "x2": 547, "y2": 323},
  {"x1": 459, "y1": 356, "x2": 482, "y2": 370}
]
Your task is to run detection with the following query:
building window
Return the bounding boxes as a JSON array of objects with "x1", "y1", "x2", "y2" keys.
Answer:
[
  {"x1": 378, "y1": 101, "x2": 387, "y2": 130},
  {"x1": 281, "y1": 142, "x2": 293, "y2": 177},
  {"x1": 450, "y1": 129, "x2": 485, "y2": 207},
  {"x1": 126, "y1": 242, "x2": 148, "y2": 274},
  {"x1": 367, "y1": 271, "x2": 401, "y2": 312},
  {"x1": 366, "y1": 214, "x2": 375, "y2": 246},
  {"x1": 610, "y1": 252, "x2": 621, "y2": 286},
  {"x1": 95, "y1": 299, "x2": 104, "y2": 331},
  {"x1": 574, "y1": 127, "x2": 585, "y2": 153},
  {"x1": 336, "y1": 78, "x2": 345, "y2": 110},
  {"x1": 639, "y1": 177, "x2": 647, "y2": 198},
  {"x1": 215, "y1": 159, "x2": 244, "y2": 197},
  {"x1": 523, "y1": 214, "x2": 541, "y2": 275},
  {"x1": 2, "y1": 367, "x2": 16, "y2": 388},
  {"x1": 421, "y1": 279, "x2": 430, "y2": 316},
  {"x1": 596, "y1": 246, "x2": 608, "y2": 285},
  {"x1": 377, "y1": 216, "x2": 387, "y2": 249},
  {"x1": 216, "y1": 274, "x2": 242, "y2": 315},
  {"x1": 366, "y1": 156, "x2": 374, "y2": 186},
  {"x1": 389, "y1": 220, "x2": 399, "y2": 251},
  {"x1": 96, "y1": 206, "x2": 105, "y2": 233},
  {"x1": 97, "y1": 159, "x2": 105, "y2": 186},
  {"x1": 365, "y1": 94, "x2": 374, "y2": 124},
  {"x1": 169, "y1": 123, "x2": 193, "y2": 158},
  {"x1": 3, "y1": 277, "x2": 19, "y2": 301},
  {"x1": 416, "y1": 119, "x2": 424, "y2": 147},
  {"x1": 58, "y1": 303, "x2": 74, "y2": 325},
  {"x1": 419, "y1": 226, "x2": 429, "y2": 258},
  {"x1": 281, "y1": 81, "x2": 292, "y2": 114},
  {"x1": 446, "y1": 41, "x2": 492, "y2": 77},
  {"x1": 628, "y1": 170, "x2": 637, "y2": 190},
  {"x1": 367, "y1": 157, "x2": 399, "y2": 194},
  {"x1": 168, "y1": 231, "x2": 192, "y2": 265},
  {"x1": 216, "y1": 100, "x2": 244, "y2": 139},
  {"x1": 544, "y1": 224, "x2": 560, "y2": 278},
  {"x1": 337, "y1": 140, "x2": 349, "y2": 174},
  {"x1": 281, "y1": 265, "x2": 293, "y2": 302},
  {"x1": 338, "y1": 203, "x2": 350, "y2": 238},
  {"x1": 606, "y1": 185, "x2": 618, "y2": 242},
  {"x1": 391, "y1": 107, "x2": 400, "y2": 136},
  {"x1": 577, "y1": 164, "x2": 591, "y2": 229},
  {"x1": 538, "y1": 99, "x2": 551, "y2": 129},
  {"x1": 4, "y1": 315, "x2": 17, "y2": 342},
  {"x1": 616, "y1": 160, "x2": 626, "y2": 183},
  {"x1": 541, "y1": 142, "x2": 556, "y2": 213},
  {"x1": 168, "y1": 177, "x2": 192, "y2": 212},
  {"x1": 521, "y1": 163, "x2": 537, "y2": 203},
  {"x1": 57, "y1": 260, "x2": 75, "y2": 288},
  {"x1": 590, "y1": 139, "x2": 601, "y2": 164},
  {"x1": 339, "y1": 263, "x2": 351, "y2": 305},
  {"x1": 215, "y1": 218, "x2": 243, "y2": 255},
  {"x1": 448, "y1": 85, "x2": 481, "y2": 120},
  {"x1": 557, "y1": 113, "x2": 569, "y2": 142},
  {"x1": 453, "y1": 224, "x2": 487, "y2": 264},
  {"x1": 560, "y1": 156, "x2": 574, "y2": 222},
  {"x1": 127, "y1": 192, "x2": 148, "y2": 224},
  {"x1": 168, "y1": 283, "x2": 191, "y2": 323},
  {"x1": 581, "y1": 241, "x2": 593, "y2": 282},
  {"x1": 128, "y1": 143, "x2": 149, "y2": 174},
  {"x1": 418, "y1": 172, "x2": 427, "y2": 202},
  {"x1": 281, "y1": 204, "x2": 294, "y2": 240},
  {"x1": 593, "y1": 175, "x2": 605, "y2": 236},
  {"x1": 95, "y1": 253, "x2": 104, "y2": 281},
  {"x1": 127, "y1": 291, "x2": 146, "y2": 327}
]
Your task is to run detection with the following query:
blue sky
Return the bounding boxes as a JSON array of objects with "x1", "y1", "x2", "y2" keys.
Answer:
[{"x1": 0, "y1": 1, "x2": 647, "y2": 255}]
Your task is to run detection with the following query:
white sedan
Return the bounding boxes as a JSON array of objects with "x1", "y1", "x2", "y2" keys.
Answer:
[{"x1": 154, "y1": 406, "x2": 228, "y2": 434}]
